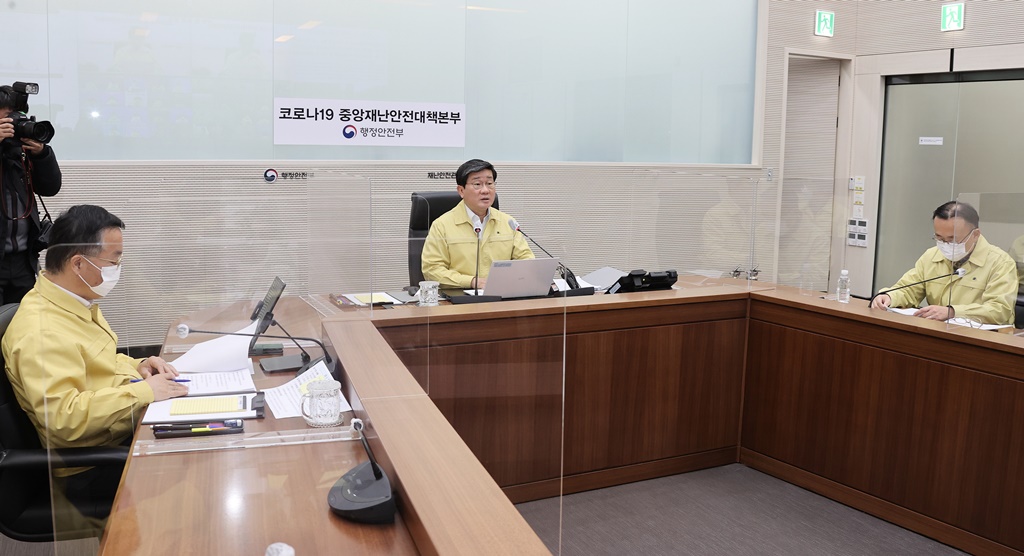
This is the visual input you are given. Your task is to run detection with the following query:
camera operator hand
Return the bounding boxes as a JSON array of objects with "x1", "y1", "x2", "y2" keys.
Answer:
[
  {"x1": 19, "y1": 138, "x2": 43, "y2": 155},
  {"x1": 0, "y1": 117, "x2": 13, "y2": 140}
]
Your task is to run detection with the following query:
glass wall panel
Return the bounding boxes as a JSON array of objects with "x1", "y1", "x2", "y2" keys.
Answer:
[
  {"x1": 875, "y1": 81, "x2": 961, "y2": 294},
  {"x1": 0, "y1": 1, "x2": 757, "y2": 163}
]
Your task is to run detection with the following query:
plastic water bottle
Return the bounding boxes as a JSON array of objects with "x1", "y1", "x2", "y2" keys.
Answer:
[{"x1": 836, "y1": 269, "x2": 851, "y2": 303}]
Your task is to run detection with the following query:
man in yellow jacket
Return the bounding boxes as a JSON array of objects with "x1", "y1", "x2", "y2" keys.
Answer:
[
  {"x1": 2, "y1": 204, "x2": 188, "y2": 517},
  {"x1": 421, "y1": 159, "x2": 534, "y2": 289},
  {"x1": 871, "y1": 201, "x2": 1017, "y2": 325}
]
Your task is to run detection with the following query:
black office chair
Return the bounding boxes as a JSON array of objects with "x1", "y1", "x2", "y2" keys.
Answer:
[
  {"x1": 1015, "y1": 293, "x2": 1024, "y2": 329},
  {"x1": 408, "y1": 191, "x2": 498, "y2": 287},
  {"x1": 0, "y1": 302, "x2": 129, "y2": 542}
]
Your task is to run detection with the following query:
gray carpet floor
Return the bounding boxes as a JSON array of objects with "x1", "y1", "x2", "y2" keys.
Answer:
[{"x1": 517, "y1": 464, "x2": 967, "y2": 556}]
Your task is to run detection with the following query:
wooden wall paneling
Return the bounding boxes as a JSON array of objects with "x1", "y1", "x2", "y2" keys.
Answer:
[
  {"x1": 424, "y1": 336, "x2": 566, "y2": 487},
  {"x1": 743, "y1": 320, "x2": 1024, "y2": 552},
  {"x1": 563, "y1": 319, "x2": 746, "y2": 474},
  {"x1": 749, "y1": 298, "x2": 1024, "y2": 381}
]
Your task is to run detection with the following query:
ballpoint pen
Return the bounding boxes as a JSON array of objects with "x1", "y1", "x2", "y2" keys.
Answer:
[{"x1": 130, "y1": 378, "x2": 191, "y2": 383}]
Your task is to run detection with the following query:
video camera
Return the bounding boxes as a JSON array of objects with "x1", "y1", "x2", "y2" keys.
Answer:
[{"x1": 4, "y1": 82, "x2": 55, "y2": 144}]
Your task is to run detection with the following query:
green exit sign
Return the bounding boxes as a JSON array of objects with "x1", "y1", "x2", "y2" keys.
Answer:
[
  {"x1": 941, "y1": 3, "x2": 964, "y2": 31},
  {"x1": 815, "y1": 10, "x2": 835, "y2": 37}
]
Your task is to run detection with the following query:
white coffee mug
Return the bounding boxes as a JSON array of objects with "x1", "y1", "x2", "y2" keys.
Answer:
[{"x1": 300, "y1": 379, "x2": 345, "y2": 427}]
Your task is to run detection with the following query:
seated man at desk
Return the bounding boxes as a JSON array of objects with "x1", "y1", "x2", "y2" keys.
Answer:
[
  {"x1": 421, "y1": 158, "x2": 534, "y2": 289},
  {"x1": 2, "y1": 204, "x2": 188, "y2": 516},
  {"x1": 870, "y1": 201, "x2": 1017, "y2": 325}
]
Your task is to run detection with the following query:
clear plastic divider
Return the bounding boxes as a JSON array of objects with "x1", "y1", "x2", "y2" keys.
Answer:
[
  {"x1": 945, "y1": 192, "x2": 1022, "y2": 332},
  {"x1": 32, "y1": 176, "x2": 377, "y2": 552}
]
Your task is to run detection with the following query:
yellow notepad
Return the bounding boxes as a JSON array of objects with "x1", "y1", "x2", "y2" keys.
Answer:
[{"x1": 170, "y1": 396, "x2": 245, "y2": 416}]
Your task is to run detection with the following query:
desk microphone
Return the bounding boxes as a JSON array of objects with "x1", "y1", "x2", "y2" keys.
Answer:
[
  {"x1": 868, "y1": 268, "x2": 966, "y2": 308},
  {"x1": 508, "y1": 219, "x2": 586, "y2": 291},
  {"x1": 328, "y1": 418, "x2": 396, "y2": 523},
  {"x1": 449, "y1": 226, "x2": 503, "y2": 304},
  {"x1": 176, "y1": 317, "x2": 333, "y2": 375}
]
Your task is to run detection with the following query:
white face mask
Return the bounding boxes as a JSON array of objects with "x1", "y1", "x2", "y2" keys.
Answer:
[
  {"x1": 79, "y1": 257, "x2": 121, "y2": 297},
  {"x1": 936, "y1": 238, "x2": 970, "y2": 262}
]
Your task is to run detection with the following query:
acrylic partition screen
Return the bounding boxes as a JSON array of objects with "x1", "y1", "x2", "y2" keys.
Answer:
[
  {"x1": 945, "y1": 192, "x2": 1023, "y2": 332},
  {"x1": 363, "y1": 175, "x2": 570, "y2": 553},
  {"x1": 32, "y1": 176, "x2": 377, "y2": 553},
  {"x1": 0, "y1": 0, "x2": 757, "y2": 163},
  {"x1": 537, "y1": 171, "x2": 755, "y2": 553}
]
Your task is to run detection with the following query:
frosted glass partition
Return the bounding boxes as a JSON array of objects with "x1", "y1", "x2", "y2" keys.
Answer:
[{"x1": 0, "y1": 0, "x2": 758, "y2": 163}]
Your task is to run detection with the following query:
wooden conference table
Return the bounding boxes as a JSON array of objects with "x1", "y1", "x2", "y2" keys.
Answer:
[{"x1": 100, "y1": 281, "x2": 1024, "y2": 556}]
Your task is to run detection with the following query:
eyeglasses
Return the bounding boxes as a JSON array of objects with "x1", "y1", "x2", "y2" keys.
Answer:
[
  {"x1": 463, "y1": 181, "x2": 495, "y2": 192},
  {"x1": 947, "y1": 317, "x2": 982, "y2": 329},
  {"x1": 933, "y1": 228, "x2": 976, "y2": 244},
  {"x1": 88, "y1": 255, "x2": 123, "y2": 267}
]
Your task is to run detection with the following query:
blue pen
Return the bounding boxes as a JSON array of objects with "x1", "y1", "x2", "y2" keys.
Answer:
[{"x1": 130, "y1": 378, "x2": 191, "y2": 383}]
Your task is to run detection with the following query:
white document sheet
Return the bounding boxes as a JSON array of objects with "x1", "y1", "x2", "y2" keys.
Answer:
[
  {"x1": 581, "y1": 266, "x2": 628, "y2": 291},
  {"x1": 171, "y1": 322, "x2": 258, "y2": 373},
  {"x1": 262, "y1": 361, "x2": 351, "y2": 419},
  {"x1": 886, "y1": 307, "x2": 919, "y2": 316},
  {"x1": 179, "y1": 368, "x2": 257, "y2": 397}
]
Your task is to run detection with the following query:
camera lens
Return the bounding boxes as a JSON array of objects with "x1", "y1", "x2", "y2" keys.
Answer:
[{"x1": 11, "y1": 113, "x2": 55, "y2": 143}]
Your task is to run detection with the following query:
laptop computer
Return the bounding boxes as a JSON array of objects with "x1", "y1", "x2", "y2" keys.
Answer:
[{"x1": 481, "y1": 258, "x2": 560, "y2": 299}]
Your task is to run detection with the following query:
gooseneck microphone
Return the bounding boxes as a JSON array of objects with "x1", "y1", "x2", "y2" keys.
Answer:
[
  {"x1": 868, "y1": 268, "x2": 967, "y2": 308},
  {"x1": 177, "y1": 316, "x2": 333, "y2": 374},
  {"x1": 327, "y1": 418, "x2": 396, "y2": 524},
  {"x1": 473, "y1": 226, "x2": 482, "y2": 294},
  {"x1": 507, "y1": 219, "x2": 583, "y2": 290}
]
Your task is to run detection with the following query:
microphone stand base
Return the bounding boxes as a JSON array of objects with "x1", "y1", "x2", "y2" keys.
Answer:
[
  {"x1": 551, "y1": 286, "x2": 595, "y2": 298},
  {"x1": 260, "y1": 353, "x2": 308, "y2": 374},
  {"x1": 450, "y1": 295, "x2": 502, "y2": 304}
]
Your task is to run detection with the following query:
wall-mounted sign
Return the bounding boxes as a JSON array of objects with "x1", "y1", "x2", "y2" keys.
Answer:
[
  {"x1": 919, "y1": 136, "x2": 944, "y2": 146},
  {"x1": 274, "y1": 98, "x2": 466, "y2": 147},
  {"x1": 941, "y1": 3, "x2": 964, "y2": 32},
  {"x1": 815, "y1": 10, "x2": 835, "y2": 37}
]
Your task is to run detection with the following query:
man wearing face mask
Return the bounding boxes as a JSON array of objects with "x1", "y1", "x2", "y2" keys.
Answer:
[
  {"x1": 2, "y1": 205, "x2": 188, "y2": 520},
  {"x1": 870, "y1": 201, "x2": 1017, "y2": 325}
]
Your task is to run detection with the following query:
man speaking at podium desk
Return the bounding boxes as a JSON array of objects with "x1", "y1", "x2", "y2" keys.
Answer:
[
  {"x1": 2, "y1": 205, "x2": 187, "y2": 524},
  {"x1": 870, "y1": 201, "x2": 1017, "y2": 325},
  {"x1": 421, "y1": 159, "x2": 534, "y2": 289}
]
